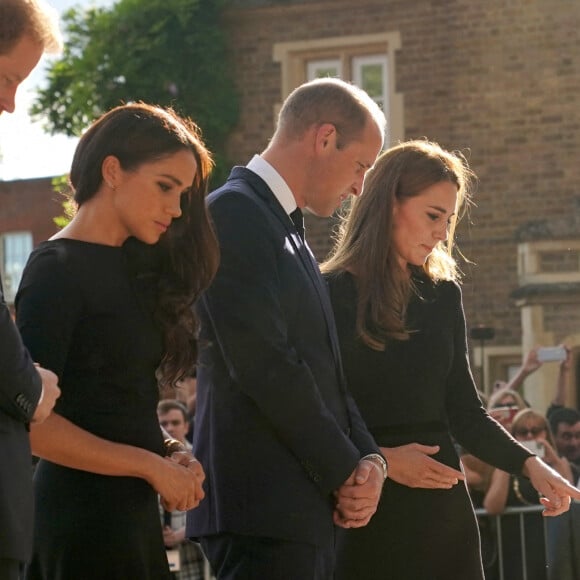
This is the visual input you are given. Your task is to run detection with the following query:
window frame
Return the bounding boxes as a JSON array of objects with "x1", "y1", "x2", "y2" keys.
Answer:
[
  {"x1": 273, "y1": 32, "x2": 404, "y2": 146},
  {"x1": 1, "y1": 230, "x2": 33, "y2": 304}
]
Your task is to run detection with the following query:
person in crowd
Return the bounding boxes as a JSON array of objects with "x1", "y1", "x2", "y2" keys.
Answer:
[
  {"x1": 187, "y1": 77, "x2": 388, "y2": 580},
  {"x1": 322, "y1": 139, "x2": 580, "y2": 579},
  {"x1": 158, "y1": 400, "x2": 207, "y2": 580},
  {"x1": 503, "y1": 345, "x2": 571, "y2": 408},
  {"x1": 504, "y1": 346, "x2": 545, "y2": 390},
  {"x1": 484, "y1": 409, "x2": 572, "y2": 580},
  {"x1": 549, "y1": 407, "x2": 580, "y2": 480},
  {"x1": 487, "y1": 387, "x2": 528, "y2": 431},
  {"x1": 546, "y1": 406, "x2": 580, "y2": 580},
  {"x1": 15, "y1": 103, "x2": 218, "y2": 579},
  {"x1": 170, "y1": 374, "x2": 197, "y2": 444},
  {"x1": 491, "y1": 379, "x2": 508, "y2": 393},
  {"x1": 546, "y1": 347, "x2": 573, "y2": 413},
  {"x1": 0, "y1": 1, "x2": 62, "y2": 578},
  {"x1": 500, "y1": 345, "x2": 579, "y2": 471},
  {"x1": 462, "y1": 387, "x2": 528, "y2": 578},
  {"x1": 505, "y1": 346, "x2": 580, "y2": 580}
]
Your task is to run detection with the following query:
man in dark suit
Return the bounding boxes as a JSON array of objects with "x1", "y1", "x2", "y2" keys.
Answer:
[
  {"x1": 187, "y1": 78, "x2": 387, "y2": 579},
  {"x1": 0, "y1": 2, "x2": 62, "y2": 577}
]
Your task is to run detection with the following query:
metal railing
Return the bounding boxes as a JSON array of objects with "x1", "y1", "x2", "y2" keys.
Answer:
[{"x1": 475, "y1": 505, "x2": 547, "y2": 580}]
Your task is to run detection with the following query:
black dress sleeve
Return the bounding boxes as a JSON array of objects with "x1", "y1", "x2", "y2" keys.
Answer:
[
  {"x1": 16, "y1": 244, "x2": 83, "y2": 382},
  {"x1": 445, "y1": 282, "x2": 533, "y2": 474}
]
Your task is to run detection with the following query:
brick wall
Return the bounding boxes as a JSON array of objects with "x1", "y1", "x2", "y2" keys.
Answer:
[
  {"x1": 3, "y1": 0, "x2": 580, "y2": 376},
  {"x1": 544, "y1": 303, "x2": 580, "y2": 339},
  {"x1": 222, "y1": 0, "x2": 580, "y2": 354},
  {"x1": 0, "y1": 177, "x2": 61, "y2": 245}
]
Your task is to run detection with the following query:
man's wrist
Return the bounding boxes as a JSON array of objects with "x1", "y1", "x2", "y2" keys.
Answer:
[{"x1": 362, "y1": 453, "x2": 388, "y2": 480}]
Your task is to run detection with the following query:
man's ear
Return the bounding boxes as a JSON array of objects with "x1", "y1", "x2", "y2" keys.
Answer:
[
  {"x1": 313, "y1": 123, "x2": 338, "y2": 154},
  {"x1": 101, "y1": 155, "x2": 122, "y2": 190}
]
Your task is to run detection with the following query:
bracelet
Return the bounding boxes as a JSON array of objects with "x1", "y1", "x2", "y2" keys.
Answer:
[
  {"x1": 362, "y1": 453, "x2": 388, "y2": 481},
  {"x1": 163, "y1": 438, "x2": 185, "y2": 456}
]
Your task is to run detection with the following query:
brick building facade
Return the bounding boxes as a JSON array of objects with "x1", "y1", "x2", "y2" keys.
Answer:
[
  {"x1": 0, "y1": 177, "x2": 62, "y2": 304},
  {"x1": 219, "y1": 0, "x2": 580, "y2": 410},
  {"x1": 2, "y1": 0, "x2": 579, "y2": 408}
]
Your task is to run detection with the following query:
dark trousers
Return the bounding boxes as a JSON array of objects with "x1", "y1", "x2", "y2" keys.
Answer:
[
  {"x1": 200, "y1": 533, "x2": 335, "y2": 580},
  {"x1": 0, "y1": 559, "x2": 22, "y2": 580}
]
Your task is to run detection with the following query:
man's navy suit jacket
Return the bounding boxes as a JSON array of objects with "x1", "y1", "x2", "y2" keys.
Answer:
[
  {"x1": 0, "y1": 277, "x2": 41, "y2": 561},
  {"x1": 187, "y1": 167, "x2": 379, "y2": 548}
]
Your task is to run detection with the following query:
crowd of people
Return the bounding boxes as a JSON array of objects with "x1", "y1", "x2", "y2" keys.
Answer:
[
  {"x1": 2, "y1": 1, "x2": 580, "y2": 580},
  {"x1": 461, "y1": 346, "x2": 580, "y2": 580}
]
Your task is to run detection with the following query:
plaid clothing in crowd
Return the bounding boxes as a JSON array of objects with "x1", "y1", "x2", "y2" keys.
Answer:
[{"x1": 161, "y1": 505, "x2": 206, "y2": 580}]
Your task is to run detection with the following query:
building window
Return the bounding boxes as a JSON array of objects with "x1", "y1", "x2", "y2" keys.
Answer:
[
  {"x1": 352, "y1": 54, "x2": 388, "y2": 113},
  {"x1": 273, "y1": 32, "x2": 404, "y2": 146},
  {"x1": 306, "y1": 54, "x2": 388, "y2": 114},
  {"x1": 306, "y1": 58, "x2": 342, "y2": 80},
  {"x1": 1, "y1": 231, "x2": 33, "y2": 303}
]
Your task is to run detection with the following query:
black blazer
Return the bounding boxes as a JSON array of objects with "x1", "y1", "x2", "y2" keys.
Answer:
[
  {"x1": 0, "y1": 277, "x2": 42, "y2": 561},
  {"x1": 187, "y1": 167, "x2": 378, "y2": 548}
]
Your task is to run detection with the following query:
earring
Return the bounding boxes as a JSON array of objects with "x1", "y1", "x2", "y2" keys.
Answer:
[{"x1": 107, "y1": 182, "x2": 116, "y2": 191}]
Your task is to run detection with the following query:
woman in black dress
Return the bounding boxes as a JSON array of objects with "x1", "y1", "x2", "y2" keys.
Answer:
[
  {"x1": 322, "y1": 140, "x2": 580, "y2": 579},
  {"x1": 16, "y1": 103, "x2": 219, "y2": 579}
]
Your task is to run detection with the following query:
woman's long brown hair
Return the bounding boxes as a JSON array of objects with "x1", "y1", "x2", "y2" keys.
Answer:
[
  {"x1": 322, "y1": 139, "x2": 474, "y2": 350},
  {"x1": 70, "y1": 103, "x2": 219, "y2": 387}
]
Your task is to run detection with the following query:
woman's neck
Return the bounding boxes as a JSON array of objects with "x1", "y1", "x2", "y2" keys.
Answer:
[{"x1": 51, "y1": 201, "x2": 128, "y2": 247}]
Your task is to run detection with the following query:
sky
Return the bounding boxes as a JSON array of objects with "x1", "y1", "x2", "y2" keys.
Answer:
[{"x1": 0, "y1": 0, "x2": 115, "y2": 181}]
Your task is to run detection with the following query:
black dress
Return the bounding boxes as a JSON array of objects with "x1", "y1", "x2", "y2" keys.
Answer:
[
  {"x1": 16, "y1": 239, "x2": 171, "y2": 580},
  {"x1": 326, "y1": 271, "x2": 532, "y2": 580}
]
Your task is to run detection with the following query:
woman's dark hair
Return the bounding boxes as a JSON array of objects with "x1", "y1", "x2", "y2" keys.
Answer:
[{"x1": 70, "y1": 102, "x2": 219, "y2": 388}]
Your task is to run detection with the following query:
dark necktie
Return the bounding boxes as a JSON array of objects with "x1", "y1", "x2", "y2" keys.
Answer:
[{"x1": 290, "y1": 207, "x2": 305, "y2": 241}]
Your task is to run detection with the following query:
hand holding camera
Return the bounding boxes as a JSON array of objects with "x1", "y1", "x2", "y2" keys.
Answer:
[
  {"x1": 536, "y1": 345, "x2": 567, "y2": 363},
  {"x1": 520, "y1": 439, "x2": 545, "y2": 458}
]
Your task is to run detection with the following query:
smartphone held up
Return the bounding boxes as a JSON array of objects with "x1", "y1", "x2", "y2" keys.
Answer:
[
  {"x1": 520, "y1": 439, "x2": 545, "y2": 458},
  {"x1": 536, "y1": 346, "x2": 567, "y2": 363}
]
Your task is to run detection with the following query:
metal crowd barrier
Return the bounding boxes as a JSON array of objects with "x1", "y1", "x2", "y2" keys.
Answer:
[{"x1": 475, "y1": 505, "x2": 547, "y2": 580}]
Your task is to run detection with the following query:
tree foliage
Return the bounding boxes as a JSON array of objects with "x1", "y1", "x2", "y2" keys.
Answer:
[
  {"x1": 52, "y1": 175, "x2": 76, "y2": 228},
  {"x1": 31, "y1": 0, "x2": 238, "y2": 181}
]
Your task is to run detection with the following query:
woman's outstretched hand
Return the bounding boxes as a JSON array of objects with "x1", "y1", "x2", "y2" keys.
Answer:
[{"x1": 524, "y1": 456, "x2": 580, "y2": 516}]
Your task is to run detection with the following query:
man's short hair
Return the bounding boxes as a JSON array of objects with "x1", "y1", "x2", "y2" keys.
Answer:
[
  {"x1": 157, "y1": 399, "x2": 189, "y2": 423},
  {"x1": 276, "y1": 77, "x2": 386, "y2": 148},
  {"x1": 549, "y1": 407, "x2": 580, "y2": 433},
  {"x1": 0, "y1": 0, "x2": 62, "y2": 55}
]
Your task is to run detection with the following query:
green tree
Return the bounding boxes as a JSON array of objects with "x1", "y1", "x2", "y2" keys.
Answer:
[
  {"x1": 51, "y1": 175, "x2": 76, "y2": 229},
  {"x1": 31, "y1": 0, "x2": 238, "y2": 184}
]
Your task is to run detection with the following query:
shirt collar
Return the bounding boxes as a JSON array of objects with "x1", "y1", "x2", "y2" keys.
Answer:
[{"x1": 246, "y1": 154, "x2": 297, "y2": 215}]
